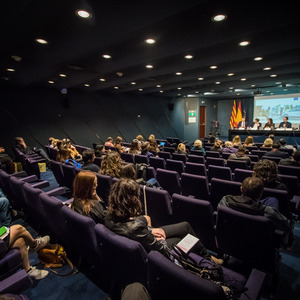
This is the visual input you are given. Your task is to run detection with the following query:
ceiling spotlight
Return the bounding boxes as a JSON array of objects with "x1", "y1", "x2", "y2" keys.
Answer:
[
  {"x1": 84, "y1": 83, "x2": 90, "y2": 87},
  {"x1": 227, "y1": 73, "x2": 234, "y2": 76},
  {"x1": 48, "y1": 80, "x2": 54, "y2": 84},
  {"x1": 212, "y1": 14, "x2": 227, "y2": 22},
  {"x1": 59, "y1": 73, "x2": 66, "y2": 77},
  {"x1": 263, "y1": 67, "x2": 272, "y2": 71},
  {"x1": 177, "y1": 87, "x2": 182, "y2": 90},
  {"x1": 102, "y1": 54, "x2": 111, "y2": 59},
  {"x1": 145, "y1": 38, "x2": 156, "y2": 44},
  {"x1": 99, "y1": 78, "x2": 106, "y2": 82},
  {"x1": 139, "y1": 88, "x2": 143, "y2": 91},
  {"x1": 175, "y1": 72, "x2": 182, "y2": 75},
  {"x1": 146, "y1": 64, "x2": 153, "y2": 69},
  {"x1": 184, "y1": 55, "x2": 193, "y2": 59},
  {"x1": 198, "y1": 77, "x2": 204, "y2": 80},
  {"x1": 241, "y1": 78, "x2": 247, "y2": 81},
  {"x1": 75, "y1": 9, "x2": 91, "y2": 19},
  {"x1": 131, "y1": 82, "x2": 136, "y2": 85},
  {"x1": 156, "y1": 85, "x2": 161, "y2": 88},
  {"x1": 159, "y1": 90, "x2": 164, "y2": 93},
  {"x1": 6, "y1": 68, "x2": 15, "y2": 72},
  {"x1": 116, "y1": 72, "x2": 123, "y2": 77},
  {"x1": 239, "y1": 41, "x2": 250, "y2": 46},
  {"x1": 270, "y1": 74, "x2": 277, "y2": 77},
  {"x1": 210, "y1": 65, "x2": 218, "y2": 69},
  {"x1": 215, "y1": 81, "x2": 221, "y2": 84},
  {"x1": 35, "y1": 38, "x2": 48, "y2": 45},
  {"x1": 114, "y1": 86, "x2": 119, "y2": 89},
  {"x1": 254, "y1": 57, "x2": 263, "y2": 61}
]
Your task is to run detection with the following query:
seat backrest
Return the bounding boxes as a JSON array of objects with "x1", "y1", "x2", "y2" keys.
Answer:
[
  {"x1": 262, "y1": 156, "x2": 281, "y2": 164},
  {"x1": 134, "y1": 154, "x2": 149, "y2": 164},
  {"x1": 158, "y1": 151, "x2": 172, "y2": 160},
  {"x1": 181, "y1": 173, "x2": 210, "y2": 200},
  {"x1": 187, "y1": 155, "x2": 205, "y2": 164},
  {"x1": 61, "y1": 164, "x2": 76, "y2": 190},
  {"x1": 277, "y1": 174, "x2": 299, "y2": 197},
  {"x1": 94, "y1": 157, "x2": 102, "y2": 167},
  {"x1": 210, "y1": 178, "x2": 241, "y2": 210},
  {"x1": 208, "y1": 165, "x2": 232, "y2": 182},
  {"x1": 184, "y1": 162, "x2": 207, "y2": 177},
  {"x1": 95, "y1": 173, "x2": 113, "y2": 205},
  {"x1": 95, "y1": 224, "x2": 148, "y2": 288},
  {"x1": 278, "y1": 165, "x2": 300, "y2": 180},
  {"x1": 247, "y1": 155, "x2": 259, "y2": 162},
  {"x1": 206, "y1": 157, "x2": 225, "y2": 167},
  {"x1": 190, "y1": 149, "x2": 205, "y2": 156},
  {"x1": 172, "y1": 194, "x2": 217, "y2": 251},
  {"x1": 50, "y1": 160, "x2": 65, "y2": 186},
  {"x1": 206, "y1": 151, "x2": 221, "y2": 158},
  {"x1": 251, "y1": 150, "x2": 268, "y2": 159},
  {"x1": 172, "y1": 153, "x2": 187, "y2": 163},
  {"x1": 143, "y1": 186, "x2": 172, "y2": 227},
  {"x1": 233, "y1": 168, "x2": 253, "y2": 182},
  {"x1": 166, "y1": 159, "x2": 185, "y2": 175},
  {"x1": 216, "y1": 205, "x2": 277, "y2": 272},
  {"x1": 148, "y1": 251, "x2": 227, "y2": 300},
  {"x1": 120, "y1": 153, "x2": 135, "y2": 164},
  {"x1": 162, "y1": 147, "x2": 176, "y2": 154},
  {"x1": 156, "y1": 168, "x2": 181, "y2": 197},
  {"x1": 149, "y1": 157, "x2": 166, "y2": 170},
  {"x1": 226, "y1": 159, "x2": 248, "y2": 172},
  {"x1": 8, "y1": 176, "x2": 27, "y2": 209}
]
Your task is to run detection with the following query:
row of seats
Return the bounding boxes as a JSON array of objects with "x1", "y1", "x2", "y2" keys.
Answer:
[{"x1": 0, "y1": 169, "x2": 266, "y2": 299}]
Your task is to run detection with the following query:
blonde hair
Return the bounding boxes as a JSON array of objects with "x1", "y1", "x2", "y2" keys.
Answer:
[
  {"x1": 100, "y1": 151, "x2": 122, "y2": 178},
  {"x1": 232, "y1": 135, "x2": 241, "y2": 145},
  {"x1": 225, "y1": 141, "x2": 233, "y2": 148},
  {"x1": 177, "y1": 143, "x2": 186, "y2": 152},
  {"x1": 193, "y1": 140, "x2": 202, "y2": 148},
  {"x1": 263, "y1": 138, "x2": 273, "y2": 147}
]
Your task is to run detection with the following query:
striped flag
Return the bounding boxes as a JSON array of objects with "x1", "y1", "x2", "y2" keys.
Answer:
[
  {"x1": 230, "y1": 100, "x2": 237, "y2": 128},
  {"x1": 237, "y1": 101, "x2": 243, "y2": 125}
]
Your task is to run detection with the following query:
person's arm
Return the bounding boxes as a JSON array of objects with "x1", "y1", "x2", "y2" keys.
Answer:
[{"x1": 263, "y1": 206, "x2": 290, "y2": 233}]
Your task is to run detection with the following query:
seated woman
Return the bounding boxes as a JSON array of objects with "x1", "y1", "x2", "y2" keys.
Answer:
[
  {"x1": 232, "y1": 135, "x2": 241, "y2": 146},
  {"x1": 1, "y1": 224, "x2": 49, "y2": 280},
  {"x1": 105, "y1": 179, "x2": 223, "y2": 264},
  {"x1": 63, "y1": 139, "x2": 82, "y2": 160},
  {"x1": 129, "y1": 139, "x2": 141, "y2": 155},
  {"x1": 263, "y1": 118, "x2": 275, "y2": 129},
  {"x1": 243, "y1": 136, "x2": 255, "y2": 147},
  {"x1": 148, "y1": 140, "x2": 159, "y2": 155},
  {"x1": 94, "y1": 144, "x2": 106, "y2": 158},
  {"x1": 141, "y1": 142, "x2": 156, "y2": 158},
  {"x1": 262, "y1": 137, "x2": 273, "y2": 148},
  {"x1": 0, "y1": 146, "x2": 14, "y2": 174},
  {"x1": 100, "y1": 151, "x2": 122, "y2": 178},
  {"x1": 176, "y1": 143, "x2": 188, "y2": 155},
  {"x1": 57, "y1": 148, "x2": 82, "y2": 168},
  {"x1": 191, "y1": 140, "x2": 206, "y2": 155},
  {"x1": 71, "y1": 171, "x2": 106, "y2": 224},
  {"x1": 114, "y1": 136, "x2": 125, "y2": 154},
  {"x1": 222, "y1": 141, "x2": 238, "y2": 154}
]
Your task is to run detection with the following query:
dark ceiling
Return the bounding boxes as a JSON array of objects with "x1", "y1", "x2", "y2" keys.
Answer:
[{"x1": 1, "y1": 0, "x2": 300, "y2": 99}]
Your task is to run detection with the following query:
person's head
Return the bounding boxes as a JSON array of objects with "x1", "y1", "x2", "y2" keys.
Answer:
[
  {"x1": 293, "y1": 149, "x2": 300, "y2": 162},
  {"x1": 237, "y1": 145, "x2": 246, "y2": 154},
  {"x1": 148, "y1": 134, "x2": 155, "y2": 141},
  {"x1": 193, "y1": 140, "x2": 202, "y2": 148},
  {"x1": 57, "y1": 148, "x2": 71, "y2": 162},
  {"x1": 213, "y1": 140, "x2": 222, "y2": 148},
  {"x1": 148, "y1": 140, "x2": 158, "y2": 153},
  {"x1": 114, "y1": 136, "x2": 122, "y2": 145},
  {"x1": 244, "y1": 136, "x2": 254, "y2": 145},
  {"x1": 119, "y1": 164, "x2": 136, "y2": 180},
  {"x1": 241, "y1": 117, "x2": 245, "y2": 122},
  {"x1": 108, "y1": 179, "x2": 142, "y2": 221},
  {"x1": 62, "y1": 138, "x2": 71, "y2": 147},
  {"x1": 232, "y1": 135, "x2": 241, "y2": 144},
  {"x1": 268, "y1": 118, "x2": 273, "y2": 124},
  {"x1": 263, "y1": 138, "x2": 273, "y2": 147},
  {"x1": 82, "y1": 149, "x2": 95, "y2": 164},
  {"x1": 268, "y1": 134, "x2": 275, "y2": 141},
  {"x1": 255, "y1": 118, "x2": 260, "y2": 123},
  {"x1": 107, "y1": 137, "x2": 113, "y2": 143},
  {"x1": 253, "y1": 159, "x2": 278, "y2": 185},
  {"x1": 209, "y1": 135, "x2": 216, "y2": 144},
  {"x1": 136, "y1": 135, "x2": 144, "y2": 142},
  {"x1": 72, "y1": 171, "x2": 98, "y2": 214},
  {"x1": 278, "y1": 138, "x2": 287, "y2": 146},
  {"x1": 272, "y1": 143, "x2": 281, "y2": 150},
  {"x1": 177, "y1": 143, "x2": 186, "y2": 153},
  {"x1": 100, "y1": 151, "x2": 122, "y2": 178},
  {"x1": 15, "y1": 137, "x2": 24, "y2": 145},
  {"x1": 94, "y1": 144, "x2": 105, "y2": 155},
  {"x1": 56, "y1": 140, "x2": 62, "y2": 150},
  {"x1": 284, "y1": 116, "x2": 288, "y2": 122},
  {"x1": 241, "y1": 177, "x2": 264, "y2": 201},
  {"x1": 224, "y1": 141, "x2": 233, "y2": 148},
  {"x1": 49, "y1": 137, "x2": 55, "y2": 145},
  {"x1": 130, "y1": 139, "x2": 140, "y2": 152}
]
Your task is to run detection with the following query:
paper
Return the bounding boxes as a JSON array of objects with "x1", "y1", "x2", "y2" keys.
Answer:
[{"x1": 177, "y1": 234, "x2": 199, "y2": 253}]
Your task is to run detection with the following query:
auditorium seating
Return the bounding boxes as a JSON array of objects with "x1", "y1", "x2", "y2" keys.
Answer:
[
  {"x1": 181, "y1": 173, "x2": 210, "y2": 201},
  {"x1": 184, "y1": 162, "x2": 207, "y2": 176},
  {"x1": 206, "y1": 157, "x2": 225, "y2": 167},
  {"x1": 120, "y1": 153, "x2": 135, "y2": 164},
  {"x1": 157, "y1": 151, "x2": 172, "y2": 160},
  {"x1": 187, "y1": 154, "x2": 205, "y2": 164},
  {"x1": 206, "y1": 151, "x2": 221, "y2": 158},
  {"x1": 134, "y1": 154, "x2": 149, "y2": 164},
  {"x1": 208, "y1": 165, "x2": 232, "y2": 182},
  {"x1": 149, "y1": 156, "x2": 166, "y2": 170},
  {"x1": 226, "y1": 159, "x2": 249, "y2": 172},
  {"x1": 156, "y1": 168, "x2": 181, "y2": 197},
  {"x1": 165, "y1": 159, "x2": 185, "y2": 175},
  {"x1": 172, "y1": 153, "x2": 187, "y2": 163}
]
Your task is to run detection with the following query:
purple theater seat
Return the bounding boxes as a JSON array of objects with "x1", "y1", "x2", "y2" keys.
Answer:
[
  {"x1": 208, "y1": 165, "x2": 232, "y2": 182},
  {"x1": 278, "y1": 165, "x2": 300, "y2": 181},
  {"x1": 61, "y1": 164, "x2": 76, "y2": 191},
  {"x1": 206, "y1": 151, "x2": 221, "y2": 158},
  {"x1": 251, "y1": 150, "x2": 268, "y2": 159},
  {"x1": 187, "y1": 154, "x2": 205, "y2": 164},
  {"x1": 190, "y1": 149, "x2": 205, "y2": 156},
  {"x1": 184, "y1": 162, "x2": 207, "y2": 177},
  {"x1": 51, "y1": 160, "x2": 65, "y2": 187},
  {"x1": 121, "y1": 153, "x2": 135, "y2": 164},
  {"x1": 181, "y1": 173, "x2": 210, "y2": 201},
  {"x1": 156, "y1": 168, "x2": 181, "y2": 197},
  {"x1": 206, "y1": 157, "x2": 225, "y2": 167},
  {"x1": 233, "y1": 169, "x2": 253, "y2": 182},
  {"x1": 172, "y1": 194, "x2": 217, "y2": 252},
  {"x1": 277, "y1": 174, "x2": 299, "y2": 197},
  {"x1": 226, "y1": 160, "x2": 249, "y2": 172},
  {"x1": 0, "y1": 270, "x2": 32, "y2": 295},
  {"x1": 148, "y1": 250, "x2": 265, "y2": 300},
  {"x1": 95, "y1": 173, "x2": 113, "y2": 205},
  {"x1": 165, "y1": 159, "x2": 185, "y2": 175},
  {"x1": 134, "y1": 154, "x2": 149, "y2": 164},
  {"x1": 149, "y1": 157, "x2": 166, "y2": 170},
  {"x1": 172, "y1": 153, "x2": 187, "y2": 163},
  {"x1": 157, "y1": 151, "x2": 172, "y2": 160}
]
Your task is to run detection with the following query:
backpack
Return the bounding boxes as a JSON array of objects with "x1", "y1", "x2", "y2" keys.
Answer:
[
  {"x1": 37, "y1": 244, "x2": 74, "y2": 276},
  {"x1": 135, "y1": 163, "x2": 149, "y2": 185},
  {"x1": 65, "y1": 159, "x2": 82, "y2": 168}
]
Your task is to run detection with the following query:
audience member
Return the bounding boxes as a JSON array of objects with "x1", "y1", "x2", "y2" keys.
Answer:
[
  {"x1": 148, "y1": 134, "x2": 156, "y2": 142},
  {"x1": 105, "y1": 137, "x2": 114, "y2": 148},
  {"x1": 71, "y1": 171, "x2": 106, "y2": 224},
  {"x1": 63, "y1": 139, "x2": 82, "y2": 160},
  {"x1": 210, "y1": 140, "x2": 223, "y2": 152},
  {"x1": 279, "y1": 149, "x2": 300, "y2": 167},
  {"x1": 263, "y1": 143, "x2": 289, "y2": 159},
  {"x1": 148, "y1": 140, "x2": 159, "y2": 156},
  {"x1": 228, "y1": 145, "x2": 251, "y2": 166},
  {"x1": 0, "y1": 224, "x2": 49, "y2": 280},
  {"x1": 263, "y1": 118, "x2": 275, "y2": 129},
  {"x1": 0, "y1": 146, "x2": 14, "y2": 174},
  {"x1": 56, "y1": 148, "x2": 72, "y2": 163},
  {"x1": 222, "y1": 141, "x2": 238, "y2": 154},
  {"x1": 232, "y1": 135, "x2": 241, "y2": 146},
  {"x1": 129, "y1": 139, "x2": 141, "y2": 155},
  {"x1": 140, "y1": 142, "x2": 155, "y2": 158},
  {"x1": 100, "y1": 151, "x2": 122, "y2": 178},
  {"x1": 218, "y1": 177, "x2": 289, "y2": 233},
  {"x1": 136, "y1": 135, "x2": 144, "y2": 147},
  {"x1": 105, "y1": 179, "x2": 223, "y2": 264},
  {"x1": 94, "y1": 144, "x2": 106, "y2": 158},
  {"x1": 278, "y1": 138, "x2": 296, "y2": 152},
  {"x1": 14, "y1": 137, "x2": 51, "y2": 165},
  {"x1": 176, "y1": 143, "x2": 188, "y2": 155},
  {"x1": 114, "y1": 136, "x2": 125, "y2": 153},
  {"x1": 191, "y1": 140, "x2": 206, "y2": 155},
  {"x1": 243, "y1": 136, "x2": 255, "y2": 146},
  {"x1": 81, "y1": 150, "x2": 100, "y2": 172},
  {"x1": 262, "y1": 137, "x2": 273, "y2": 148}
]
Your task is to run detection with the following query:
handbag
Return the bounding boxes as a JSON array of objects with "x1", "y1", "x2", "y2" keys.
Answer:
[{"x1": 37, "y1": 244, "x2": 74, "y2": 276}]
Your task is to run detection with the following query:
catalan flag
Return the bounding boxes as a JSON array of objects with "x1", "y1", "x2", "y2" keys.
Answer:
[{"x1": 230, "y1": 100, "x2": 237, "y2": 128}]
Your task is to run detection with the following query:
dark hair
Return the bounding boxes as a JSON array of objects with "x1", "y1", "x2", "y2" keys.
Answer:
[
  {"x1": 253, "y1": 159, "x2": 278, "y2": 184},
  {"x1": 82, "y1": 149, "x2": 95, "y2": 163},
  {"x1": 255, "y1": 118, "x2": 260, "y2": 122},
  {"x1": 279, "y1": 139, "x2": 286, "y2": 146},
  {"x1": 237, "y1": 145, "x2": 246, "y2": 153},
  {"x1": 293, "y1": 149, "x2": 300, "y2": 162},
  {"x1": 129, "y1": 139, "x2": 140, "y2": 154},
  {"x1": 108, "y1": 179, "x2": 142, "y2": 221},
  {"x1": 241, "y1": 177, "x2": 264, "y2": 200},
  {"x1": 268, "y1": 118, "x2": 273, "y2": 123},
  {"x1": 14, "y1": 137, "x2": 23, "y2": 145},
  {"x1": 120, "y1": 164, "x2": 136, "y2": 180},
  {"x1": 284, "y1": 116, "x2": 289, "y2": 120},
  {"x1": 272, "y1": 143, "x2": 281, "y2": 150}
]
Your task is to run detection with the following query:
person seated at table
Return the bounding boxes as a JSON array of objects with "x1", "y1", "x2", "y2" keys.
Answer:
[
  {"x1": 279, "y1": 149, "x2": 300, "y2": 167},
  {"x1": 228, "y1": 145, "x2": 251, "y2": 167},
  {"x1": 105, "y1": 178, "x2": 223, "y2": 264},
  {"x1": 232, "y1": 135, "x2": 241, "y2": 146},
  {"x1": 263, "y1": 118, "x2": 275, "y2": 129},
  {"x1": 243, "y1": 136, "x2": 255, "y2": 147},
  {"x1": 191, "y1": 140, "x2": 206, "y2": 155},
  {"x1": 222, "y1": 141, "x2": 238, "y2": 154},
  {"x1": 263, "y1": 143, "x2": 289, "y2": 159},
  {"x1": 279, "y1": 116, "x2": 292, "y2": 128},
  {"x1": 81, "y1": 150, "x2": 100, "y2": 172},
  {"x1": 237, "y1": 117, "x2": 248, "y2": 129},
  {"x1": 251, "y1": 118, "x2": 261, "y2": 130},
  {"x1": 261, "y1": 137, "x2": 273, "y2": 148}
]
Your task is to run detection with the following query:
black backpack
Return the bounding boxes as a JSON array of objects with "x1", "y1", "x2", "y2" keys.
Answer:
[{"x1": 135, "y1": 163, "x2": 149, "y2": 185}]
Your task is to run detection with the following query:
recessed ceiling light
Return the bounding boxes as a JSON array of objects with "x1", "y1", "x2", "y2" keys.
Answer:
[
  {"x1": 177, "y1": 94, "x2": 181, "y2": 96},
  {"x1": 156, "y1": 85, "x2": 161, "y2": 88},
  {"x1": 175, "y1": 72, "x2": 182, "y2": 75},
  {"x1": 159, "y1": 90, "x2": 164, "y2": 93},
  {"x1": 198, "y1": 77, "x2": 204, "y2": 80},
  {"x1": 146, "y1": 64, "x2": 153, "y2": 69},
  {"x1": 48, "y1": 80, "x2": 54, "y2": 84},
  {"x1": 210, "y1": 65, "x2": 218, "y2": 69},
  {"x1": 270, "y1": 74, "x2": 277, "y2": 77},
  {"x1": 251, "y1": 84, "x2": 256, "y2": 87},
  {"x1": 241, "y1": 78, "x2": 247, "y2": 81},
  {"x1": 59, "y1": 73, "x2": 66, "y2": 77},
  {"x1": 227, "y1": 73, "x2": 234, "y2": 76},
  {"x1": 184, "y1": 55, "x2": 193, "y2": 59},
  {"x1": 139, "y1": 88, "x2": 143, "y2": 91},
  {"x1": 263, "y1": 67, "x2": 272, "y2": 71},
  {"x1": 75, "y1": 9, "x2": 91, "y2": 19},
  {"x1": 177, "y1": 87, "x2": 182, "y2": 90},
  {"x1": 195, "y1": 91, "x2": 199, "y2": 94},
  {"x1": 215, "y1": 82, "x2": 221, "y2": 84},
  {"x1": 102, "y1": 54, "x2": 111, "y2": 59},
  {"x1": 239, "y1": 41, "x2": 250, "y2": 46},
  {"x1": 84, "y1": 83, "x2": 90, "y2": 87},
  {"x1": 11, "y1": 55, "x2": 22, "y2": 62},
  {"x1": 254, "y1": 57, "x2": 263, "y2": 61},
  {"x1": 145, "y1": 38, "x2": 156, "y2": 44},
  {"x1": 131, "y1": 82, "x2": 136, "y2": 85},
  {"x1": 116, "y1": 72, "x2": 123, "y2": 77},
  {"x1": 114, "y1": 86, "x2": 119, "y2": 89},
  {"x1": 99, "y1": 78, "x2": 106, "y2": 82},
  {"x1": 212, "y1": 14, "x2": 227, "y2": 22},
  {"x1": 6, "y1": 68, "x2": 15, "y2": 72},
  {"x1": 35, "y1": 38, "x2": 48, "y2": 45}
]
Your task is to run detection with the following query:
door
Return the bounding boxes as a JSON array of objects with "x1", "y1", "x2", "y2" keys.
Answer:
[{"x1": 199, "y1": 106, "x2": 206, "y2": 138}]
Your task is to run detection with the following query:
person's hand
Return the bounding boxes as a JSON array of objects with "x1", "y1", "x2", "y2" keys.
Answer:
[
  {"x1": 0, "y1": 147, "x2": 5, "y2": 153},
  {"x1": 152, "y1": 228, "x2": 166, "y2": 240},
  {"x1": 143, "y1": 215, "x2": 152, "y2": 227}
]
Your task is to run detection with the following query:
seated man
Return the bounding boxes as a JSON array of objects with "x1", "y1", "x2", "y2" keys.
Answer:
[
  {"x1": 218, "y1": 177, "x2": 289, "y2": 233},
  {"x1": 228, "y1": 145, "x2": 251, "y2": 166},
  {"x1": 14, "y1": 137, "x2": 51, "y2": 165},
  {"x1": 263, "y1": 143, "x2": 289, "y2": 159},
  {"x1": 0, "y1": 146, "x2": 14, "y2": 174},
  {"x1": 81, "y1": 149, "x2": 100, "y2": 172},
  {"x1": 252, "y1": 118, "x2": 261, "y2": 130},
  {"x1": 279, "y1": 149, "x2": 300, "y2": 167},
  {"x1": 279, "y1": 116, "x2": 292, "y2": 128},
  {"x1": 237, "y1": 117, "x2": 248, "y2": 129}
]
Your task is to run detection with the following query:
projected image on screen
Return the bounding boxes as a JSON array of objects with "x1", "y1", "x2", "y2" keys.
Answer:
[{"x1": 254, "y1": 94, "x2": 300, "y2": 125}]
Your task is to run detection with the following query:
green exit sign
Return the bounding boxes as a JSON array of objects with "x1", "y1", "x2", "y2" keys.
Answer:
[{"x1": 189, "y1": 111, "x2": 196, "y2": 117}]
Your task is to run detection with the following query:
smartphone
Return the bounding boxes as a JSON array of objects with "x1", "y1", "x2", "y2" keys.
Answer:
[{"x1": 0, "y1": 226, "x2": 7, "y2": 237}]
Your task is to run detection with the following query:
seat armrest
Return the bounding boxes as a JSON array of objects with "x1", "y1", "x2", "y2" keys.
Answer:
[
  {"x1": 0, "y1": 270, "x2": 33, "y2": 294},
  {"x1": 63, "y1": 198, "x2": 74, "y2": 205},
  {"x1": 0, "y1": 239, "x2": 8, "y2": 254},
  {"x1": 11, "y1": 171, "x2": 27, "y2": 177},
  {"x1": 19, "y1": 175, "x2": 38, "y2": 183},
  {"x1": 31, "y1": 181, "x2": 50, "y2": 189},
  {"x1": 46, "y1": 187, "x2": 66, "y2": 197}
]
